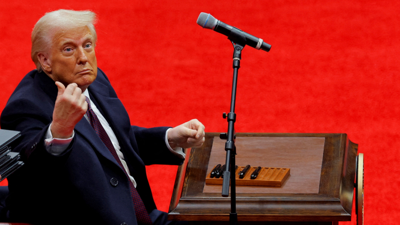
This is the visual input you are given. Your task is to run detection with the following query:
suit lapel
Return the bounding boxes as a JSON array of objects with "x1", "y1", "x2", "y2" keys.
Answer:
[
  {"x1": 74, "y1": 117, "x2": 120, "y2": 167},
  {"x1": 73, "y1": 78, "x2": 126, "y2": 169},
  {"x1": 77, "y1": 75, "x2": 145, "y2": 171}
]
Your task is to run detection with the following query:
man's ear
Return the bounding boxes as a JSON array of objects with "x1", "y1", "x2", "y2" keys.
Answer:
[{"x1": 37, "y1": 52, "x2": 52, "y2": 74}]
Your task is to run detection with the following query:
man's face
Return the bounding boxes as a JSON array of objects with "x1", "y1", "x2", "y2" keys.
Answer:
[{"x1": 42, "y1": 26, "x2": 97, "y2": 91}]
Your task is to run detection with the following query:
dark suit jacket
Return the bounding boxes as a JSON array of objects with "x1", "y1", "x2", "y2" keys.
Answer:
[{"x1": 0, "y1": 69, "x2": 183, "y2": 225}]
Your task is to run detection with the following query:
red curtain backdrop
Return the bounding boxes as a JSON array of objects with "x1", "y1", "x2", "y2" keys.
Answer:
[{"x1": 1, "y1": 0, "x2": 399, "y2": 224}]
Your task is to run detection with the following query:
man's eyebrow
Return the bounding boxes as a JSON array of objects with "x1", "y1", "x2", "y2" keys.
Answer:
[
  {"x1": 83, "y1": 35, "x2": 95, "y2": 42},
  {"x1": 59, "y1": 35, "x2": 94, "y2": 46}
]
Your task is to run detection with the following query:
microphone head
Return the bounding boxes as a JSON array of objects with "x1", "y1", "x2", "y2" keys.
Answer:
[
  {"x1": 197, "y1": 12, "x2": 218, "y2": 30},
  {"x1": 262, "y1": 42, "x2": 272, "y2": 52}
]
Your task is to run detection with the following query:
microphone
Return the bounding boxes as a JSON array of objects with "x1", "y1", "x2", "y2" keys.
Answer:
[{"x1": 196, "y1": 12, "x2": 271, "y2": 52}]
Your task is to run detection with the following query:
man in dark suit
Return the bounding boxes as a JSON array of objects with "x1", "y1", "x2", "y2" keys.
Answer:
[{"x1": 0, "y1": 9, "x2": 205, "y2": 225}]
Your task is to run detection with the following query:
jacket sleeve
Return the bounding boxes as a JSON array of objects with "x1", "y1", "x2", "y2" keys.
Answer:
[
  {"x1": 0, "y1": 94, "x2": 75, "y2": 169},
  {"x1": 130, "y1": 125, "x2": 184, "y2": 166}
]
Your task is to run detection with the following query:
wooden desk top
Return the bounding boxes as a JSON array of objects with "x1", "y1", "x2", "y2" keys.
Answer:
[{"x1": 169, "y1": 133, "x2": 358, "y2": 223}]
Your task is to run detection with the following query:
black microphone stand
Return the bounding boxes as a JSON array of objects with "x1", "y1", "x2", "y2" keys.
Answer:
[{"x1": 220, "y1": 39, "x2": 245, "y2": 225}]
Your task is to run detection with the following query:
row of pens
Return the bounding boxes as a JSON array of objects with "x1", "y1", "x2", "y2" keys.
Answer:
[{"x1": 209, "y1": 164, "x2": 262, "y2": 179}]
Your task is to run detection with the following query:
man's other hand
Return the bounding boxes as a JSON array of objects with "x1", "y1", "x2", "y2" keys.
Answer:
[
  {"x1": 167, "y1": 119, "x2": 205, "y2": 149},
  {"x1": 51, "y1": 82, "x2": 88, "y2": 138}
]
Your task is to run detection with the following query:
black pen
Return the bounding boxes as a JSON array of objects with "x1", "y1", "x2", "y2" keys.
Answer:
[
  {"x1": 210, "y1": 164, "x2": 221, "y2": 178},
  {"x1": 239, "y1": 165, "x2": 251, "y2": 179},
  {"x1": 250, "y1": 166, "x2": 262, "y2": 179},
  {"x1": 216, "y1": 164, "x2": 225, "y2": 178}
]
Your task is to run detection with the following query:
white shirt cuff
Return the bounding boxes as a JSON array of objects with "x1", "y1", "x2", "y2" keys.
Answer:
[
  {"x1": 165, "y1": 128, "x2": 185, "y2": 159},
  {"x1": 44, "y1": 123, "x2": 74, "y2": 156}
]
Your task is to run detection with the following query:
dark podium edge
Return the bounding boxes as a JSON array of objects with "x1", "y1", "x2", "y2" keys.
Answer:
[{"x1": 168, "y1": 133, "x2": 358, "y2": 224}]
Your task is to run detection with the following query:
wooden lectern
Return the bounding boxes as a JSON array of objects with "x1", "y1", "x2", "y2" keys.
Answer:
[{"x1": 168, "y1": 133, "x2": 363, "y2": 225}]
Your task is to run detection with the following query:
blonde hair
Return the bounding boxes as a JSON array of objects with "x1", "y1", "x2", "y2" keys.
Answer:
[{"x1": 31, "y1": 9, "x2": 97, "y2": 71}]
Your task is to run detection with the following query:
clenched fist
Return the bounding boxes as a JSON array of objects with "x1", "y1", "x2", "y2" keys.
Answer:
[{"x1": 167, "y1": 119, "x2": 205, "y2": 149}]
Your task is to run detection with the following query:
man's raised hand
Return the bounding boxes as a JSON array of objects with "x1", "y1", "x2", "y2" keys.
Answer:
[{"x1": 51, "y1": 82, "x2": 88, "y2": 138}]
